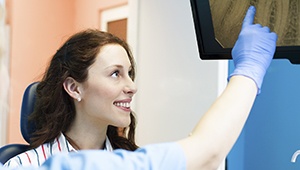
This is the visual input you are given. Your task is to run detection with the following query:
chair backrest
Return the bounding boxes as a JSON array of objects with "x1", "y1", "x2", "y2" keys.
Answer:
[
  {"x1": 20, "y1": 82, "x2": 38, "y2": 143},
  {"x1": 0, "y1": 82, "x2": 38, "y2": 164}
]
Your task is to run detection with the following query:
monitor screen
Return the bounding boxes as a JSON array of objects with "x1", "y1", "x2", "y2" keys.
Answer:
[{"x1": 190, "y1": 0, "x2": 300, "y2": 64}]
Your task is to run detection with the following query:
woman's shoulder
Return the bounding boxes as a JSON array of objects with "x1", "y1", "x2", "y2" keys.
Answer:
[{"x1": 3, "y1": 134, "x2": 71, "y2": 168}]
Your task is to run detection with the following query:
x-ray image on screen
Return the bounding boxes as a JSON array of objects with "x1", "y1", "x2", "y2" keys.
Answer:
[{"x1": 210, "y1": 0, "x2": 300, "y2": 48}]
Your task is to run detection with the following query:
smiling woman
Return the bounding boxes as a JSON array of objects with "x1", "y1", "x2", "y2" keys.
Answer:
[
  {"x1": 3, "y1": 29, "x2": 139, "y2": 168},
  {"x1": 69, "y1": 44, "x2": 137, "y2": 129},
  {"x1": 4, "y1": 0, "x2": 129, "y2": 147}
]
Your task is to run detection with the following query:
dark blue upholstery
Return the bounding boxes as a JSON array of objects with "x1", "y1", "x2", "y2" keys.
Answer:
[
  {"x1": 0, "y1": 144, "x2": 30, "y2": 164},
  {"x1": 0, "y1": 82, "x2": 38, "y2": 164},
  {"x1": 20, "y1": 82, "x2": 38, "y2": 143}
]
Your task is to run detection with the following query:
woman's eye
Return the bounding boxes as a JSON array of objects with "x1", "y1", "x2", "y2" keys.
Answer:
[
  {"x1": 111, "y1": 70, "x2": 120, "y2": 78},
  {"x1": 128, "y1": 70, "x2": 134, "y2": 79}
]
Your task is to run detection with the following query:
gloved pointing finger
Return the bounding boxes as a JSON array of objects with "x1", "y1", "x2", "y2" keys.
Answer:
[
  {"x1": 229, "y1": 6, "x2": 278, "y2": 95},
  {"x1": 242, "y1": 6, "x2": 256, "y2": 29}
]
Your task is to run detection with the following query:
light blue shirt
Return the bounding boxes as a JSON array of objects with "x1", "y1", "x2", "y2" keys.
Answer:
[{"x1": 0, "y1": 142, "x2": 186, "y2": 170}]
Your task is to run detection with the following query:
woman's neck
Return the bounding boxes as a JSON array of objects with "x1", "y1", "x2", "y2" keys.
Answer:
[{"x1": 65, "y1": 120, "x2": 108, "y2": 150}]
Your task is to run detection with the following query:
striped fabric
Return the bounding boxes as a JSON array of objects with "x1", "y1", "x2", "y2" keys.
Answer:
[{"x1": 3, "y1": 133, "x2": 113, "y2": 168}]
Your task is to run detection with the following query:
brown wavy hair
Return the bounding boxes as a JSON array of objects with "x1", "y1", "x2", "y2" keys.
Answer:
[{"x1": 29, "y1": 29, "x2": 138, "y2": 151}]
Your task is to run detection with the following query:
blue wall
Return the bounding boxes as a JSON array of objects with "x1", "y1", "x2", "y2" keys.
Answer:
[{"x1": 227, "y1": 59, "x2": 300, "y2": 170}]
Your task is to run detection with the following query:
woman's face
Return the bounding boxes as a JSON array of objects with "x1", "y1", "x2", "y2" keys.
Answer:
[{"x1": 78, "y1": 44, "x2": 137, "y2": 128}]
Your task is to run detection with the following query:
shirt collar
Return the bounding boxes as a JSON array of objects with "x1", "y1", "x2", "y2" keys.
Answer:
[{"x1": 60, "y1": 133, "x2": 113, "y2": 152}]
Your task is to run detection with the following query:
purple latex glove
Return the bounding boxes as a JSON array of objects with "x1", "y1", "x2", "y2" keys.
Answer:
[{"x1": 229, "y1": 6, "x2": 277, "y2": 94}]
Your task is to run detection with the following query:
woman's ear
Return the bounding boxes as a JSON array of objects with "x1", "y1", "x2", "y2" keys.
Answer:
[{"x1": 63, "y1": 77, "x2": 82, "y2": 101}]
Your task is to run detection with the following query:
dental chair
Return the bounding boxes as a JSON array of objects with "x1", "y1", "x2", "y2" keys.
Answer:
[{"x1": 0, "y1": 82, "x2": 38, "y2": 164}]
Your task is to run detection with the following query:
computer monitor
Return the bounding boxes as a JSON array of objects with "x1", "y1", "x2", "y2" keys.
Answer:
[{"x1": 190, "y1": 0, "x2": 300, "y2": 64}]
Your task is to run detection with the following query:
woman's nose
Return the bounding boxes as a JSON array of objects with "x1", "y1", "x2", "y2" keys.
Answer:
[{"x1": 124, "y1": 77, "x2": 137, "y2": 95}]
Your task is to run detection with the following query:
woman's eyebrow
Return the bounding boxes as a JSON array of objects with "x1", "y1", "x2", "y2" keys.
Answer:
[
  {"x1": 105, "y1": 64, "x2": 132, "y2": 70},
  {"x1": 104, "y1": 64, "x2": 123, "y2": 70}
]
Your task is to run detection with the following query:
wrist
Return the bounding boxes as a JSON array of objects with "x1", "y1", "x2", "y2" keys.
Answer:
[
  {"x1": 229, "y1": 69, "x2": 263, "y2": 94},
  {"x1": 228, "y1": 75, "x2": 258, "y2": 94}
]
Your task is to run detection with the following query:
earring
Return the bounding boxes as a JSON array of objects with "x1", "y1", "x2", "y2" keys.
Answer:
[{"x1": 77, "y1": 97, "x2": 81, "y2": 102}]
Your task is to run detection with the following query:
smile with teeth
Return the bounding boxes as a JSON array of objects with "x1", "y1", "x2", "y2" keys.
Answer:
[{"x1": 114, "y1": 102, "x2": 130, "y2": 108}]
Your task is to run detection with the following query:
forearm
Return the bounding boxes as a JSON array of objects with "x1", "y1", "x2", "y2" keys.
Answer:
[{"x1": 178, "y1": 75, "x2": 257, "y2": 170}]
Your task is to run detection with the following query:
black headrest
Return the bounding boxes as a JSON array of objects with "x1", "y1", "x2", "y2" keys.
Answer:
[{"x1": 20, "y1": 82, "x2": 38, "y2": 143}]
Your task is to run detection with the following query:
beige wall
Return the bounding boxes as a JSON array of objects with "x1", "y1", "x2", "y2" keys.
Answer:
[
  {"x1": 7, "y1": 0, "x2": 126, "y2": 144},
  {"x1": 74, "y1": 0, "x2": 127, "y2": 31}
]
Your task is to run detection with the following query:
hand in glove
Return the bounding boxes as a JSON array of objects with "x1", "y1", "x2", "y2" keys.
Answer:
[{"x1": 229, "y1": 6, "x2": 278, "y2": 94}]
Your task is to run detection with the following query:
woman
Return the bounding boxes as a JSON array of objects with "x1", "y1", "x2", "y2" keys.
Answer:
[{"x1": 4, "y1": 29, "x2": 139, "y2": 167}]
